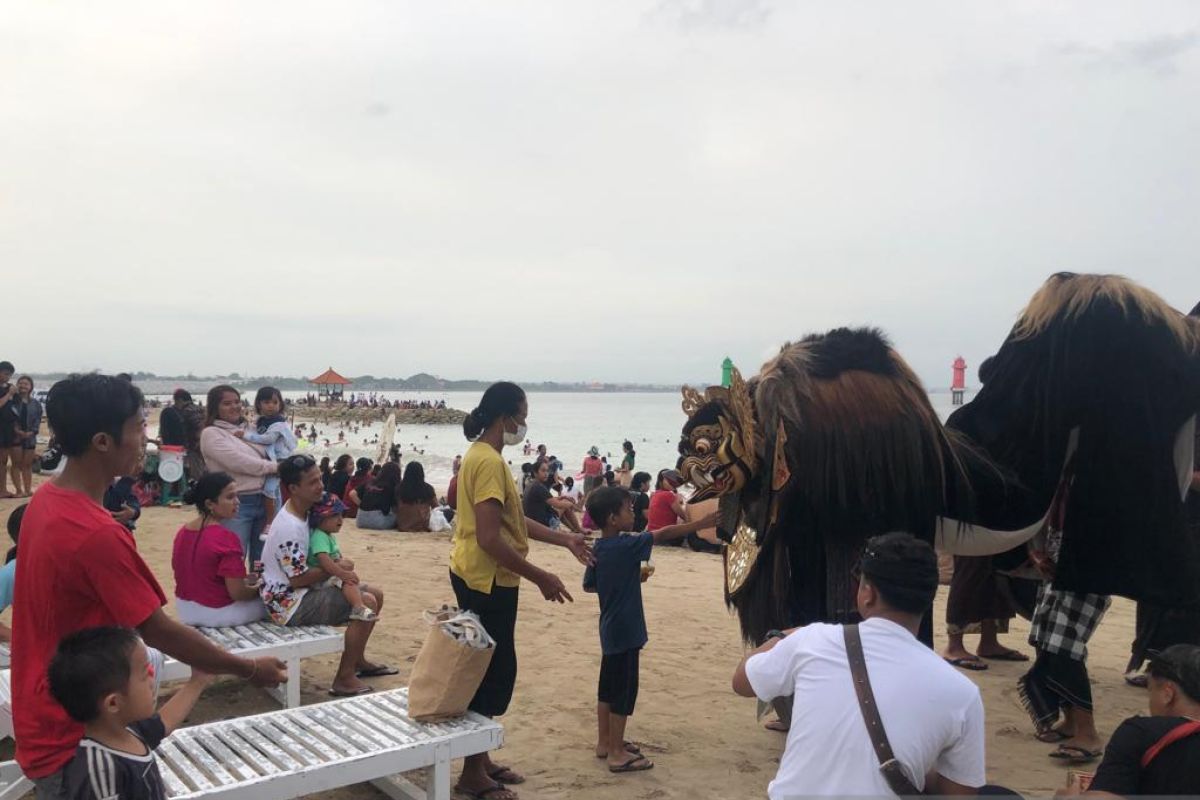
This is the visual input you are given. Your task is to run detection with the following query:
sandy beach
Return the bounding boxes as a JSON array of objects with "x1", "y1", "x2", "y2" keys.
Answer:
[{"x1": 0, "y1": 476, "x2": 1152, "y2": 799}]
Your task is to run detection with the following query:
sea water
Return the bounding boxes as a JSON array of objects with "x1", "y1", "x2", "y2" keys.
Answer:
[{"x1": 265, "y1": 389, "x2": 973, "y2": 492}]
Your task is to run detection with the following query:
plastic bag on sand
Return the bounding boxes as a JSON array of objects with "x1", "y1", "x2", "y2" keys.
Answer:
[
  {"x1": 408, "y1": 605, "x2": 495, "y2": 721},
  {"x1": 429, "y1": 508, "x2": 452, "y2": 533}
]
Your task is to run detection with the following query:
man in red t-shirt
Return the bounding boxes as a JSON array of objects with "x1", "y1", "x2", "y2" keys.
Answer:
[{"x1": 13, "y1": 375, "x2": 288, "y2": 794}]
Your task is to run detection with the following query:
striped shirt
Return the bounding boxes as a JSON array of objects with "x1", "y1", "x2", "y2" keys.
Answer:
[{"x1": 61, "y1": 716, "x2": 166, "y2": 800}]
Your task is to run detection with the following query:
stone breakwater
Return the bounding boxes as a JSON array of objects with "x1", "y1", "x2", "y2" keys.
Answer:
[{"x1": 288, "y1": 404, "x2": 468, "y2": 426}]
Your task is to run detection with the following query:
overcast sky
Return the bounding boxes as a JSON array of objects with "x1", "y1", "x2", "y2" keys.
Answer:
[{"x1": 3, "y1": 1, "x2": 1198, "y2": 387}]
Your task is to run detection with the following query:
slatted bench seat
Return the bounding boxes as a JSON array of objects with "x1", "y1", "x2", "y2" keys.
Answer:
[
  {"x1": 0, "y1": 688, "x2": 503, "y2": 800},
  {"x1": 0, "y1": 622, "x2": 342, "y2": 741},
  {"x1": 163, "y1": 622, "x2": 345, "y2": 710}
]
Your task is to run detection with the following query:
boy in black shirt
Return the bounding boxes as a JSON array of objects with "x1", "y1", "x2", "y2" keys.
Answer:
[
  {"x1": 48, "y1": 626, "x2": 212, "y2": 800},
  {"x1": 582, "y1": 487, "x2": 716, "y2": 774},
  {"x1": 1073, "y1": 644, "x2": 1200, "y2": 797}
]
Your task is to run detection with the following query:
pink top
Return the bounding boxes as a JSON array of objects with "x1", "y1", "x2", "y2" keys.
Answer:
[{"x1": 172, "y1": 523, "x2": 248, "y2": 608}]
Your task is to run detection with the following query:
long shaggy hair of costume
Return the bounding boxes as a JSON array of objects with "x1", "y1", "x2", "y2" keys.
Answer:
[
  {"x1": 1015, "y1": 272, "x2": 1199, "y2": 351},
  {"x1": 731, "y1": 327, "x2": 978, "y2": 642}
]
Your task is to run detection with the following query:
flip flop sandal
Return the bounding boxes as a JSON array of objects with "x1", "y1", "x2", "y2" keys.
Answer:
[
  {"x1": 980, "y1": 650, "x2": 1030, "y2": 662},
  {"x1": 944, "y1": 657, "x2": 988, "y2": 671},
  {"x1": 595, "y1": 742, "x2": 643, "y2": 758},
  {"x1": 1035, "y1": 729, "x2": 1072, "y2": 743},
  {"x1": 1124, "y1": 672, "x2": 1149, "y2": 688},
  {"x1": 356, "y1": 664, "x2": 400, "y2": 678},
  {"x1": 455, "y1": 784, "x2": 517, "y2": 800},
  {"x1": 1049, "y1": 745, "x2": 1102, "y2": 764},
  {"x1": 486, "y1": 766, "x2": 525, "y2": 785},
  {"x1": 328, "y1": 685, "x2": 374, "y2": 698},
  {"x1": 609, "y1": 755, "x2": 654, "y2": 773}
]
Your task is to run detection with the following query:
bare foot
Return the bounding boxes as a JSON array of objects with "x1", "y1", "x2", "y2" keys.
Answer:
[{"x1": 764, "y1": 719, "x2": 789, "y2": 732}]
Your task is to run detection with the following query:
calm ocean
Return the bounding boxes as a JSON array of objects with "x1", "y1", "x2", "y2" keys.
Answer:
[{"x1": 265, "y1": 389, "x2": 972, "y2": 491}]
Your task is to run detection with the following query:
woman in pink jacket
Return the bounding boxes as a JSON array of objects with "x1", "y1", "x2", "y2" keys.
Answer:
[{"x1": 199, "y1": 385, "x2": 278, "y2": 564}]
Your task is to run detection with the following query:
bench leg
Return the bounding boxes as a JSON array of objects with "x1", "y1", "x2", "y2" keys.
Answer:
[
  {"x1": 263, "y1": 658, "x2": 301, "y2": 708},
  {"x1": 430, "y1": 742, "x2": 451, "y2": 800}
]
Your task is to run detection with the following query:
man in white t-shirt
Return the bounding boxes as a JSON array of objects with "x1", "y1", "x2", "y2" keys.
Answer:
[
  {"x1": 260, "y1": 454, "x2": 391, "y2": 697},
  {"x1": 733, "y1": 532, "x2": 987, "y2": 798}
]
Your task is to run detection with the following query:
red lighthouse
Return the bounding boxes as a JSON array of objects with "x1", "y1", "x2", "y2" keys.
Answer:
[{"x1": 951, "y1": 356, "x2": 967, "y2": 405}]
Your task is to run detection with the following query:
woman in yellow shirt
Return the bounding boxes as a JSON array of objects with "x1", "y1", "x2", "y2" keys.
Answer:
[{"x1": 450, "y1": 381, "x2": 593, "y2": 800}]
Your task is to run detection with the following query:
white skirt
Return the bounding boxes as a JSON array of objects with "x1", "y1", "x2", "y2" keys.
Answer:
[{"x1": 175, "y1": 597, "x2": 268, "y2": 627}]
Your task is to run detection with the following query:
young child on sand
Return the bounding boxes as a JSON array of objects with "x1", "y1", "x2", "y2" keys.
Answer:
[
  {"x1": 582, "y1": 486, "x2": 719, "y2": 773},
  {"x1": 236, "y1": 386, "x2": 296, "y2": 524},
  {"x1": 308, "y1": 492, "x2": 377, "y2": 622},
  {"x1": 47, "y1": 626, "x2": 212, "y2": 800}
]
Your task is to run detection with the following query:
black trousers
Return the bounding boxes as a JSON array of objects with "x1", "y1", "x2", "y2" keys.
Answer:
[
  {"x1": 598, "y1": 648, "x2": 641, "y2": 716},
  {"x1": 450, "y1": 570, "x2": 519, "y2": 717}
]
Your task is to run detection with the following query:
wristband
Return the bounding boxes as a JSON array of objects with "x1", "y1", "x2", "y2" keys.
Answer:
[{"x1": 763, "y1": 629, "x2": 786, "y2": 643}]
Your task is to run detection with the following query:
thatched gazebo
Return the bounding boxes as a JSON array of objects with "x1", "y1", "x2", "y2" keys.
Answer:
[{"x1": 310, "y1": 367, "x2": 352, "y2": 400}]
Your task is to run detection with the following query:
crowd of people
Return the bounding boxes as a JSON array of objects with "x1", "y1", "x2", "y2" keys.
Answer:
[{"x1": 1, "y1": 367, "x2": 1198, "y2": 799}]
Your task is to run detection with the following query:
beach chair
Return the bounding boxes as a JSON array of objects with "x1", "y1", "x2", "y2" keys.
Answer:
[
  {"x1": 0, "y1": 688, "x2": 503, "y2": 800},
  {"x1": 162, "y1": 622, "x2": 345, "y2": 710},
  {"x1": 0, "y1": 622, "x2": 342, "y2": 741}
]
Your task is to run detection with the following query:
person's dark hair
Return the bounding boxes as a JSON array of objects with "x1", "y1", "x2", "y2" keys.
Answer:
[
  {"x1": 334, "y1": 454, "x2": 353, "y2": 473},
  {"x1": 856, "y1": 532, "x2": 939, "y2": 614},
  {"x1": 254, "y1": 386, "x2": 284, "y2": 415},
  {"x1": 15, "y1": 375, "x2": 33, "y2": 392},
  {"x1": 173, "y1": 388, "x2": 193, "y2": 404},
  {"x1": 623, "y1": 440, "x2": 634, "y2": 454},
  {"x1": 116, "y1": 373, "x2": 133, "y2": 383},
  {"x1": 370, "y1": 461, "x2": 402, "y2": 496},
  {"x1": 183, "y1": 472, "x2": 235, "y2": 520},
  {"x1": 1148, "y1": 644, "x2": 1200, "y2": 702},
  {"x1": 586, "y1": 486, "x2": 632, "y2": 529},
  {"x1": 48, "y1": 626, "x2": 142, "y2": 723},
  {"x1": 631, "y1": 471, "x2": 652, "y2": 492},
  {"x1": 354, "y1": 457, "x2": 373, "y2": 476},
  {"x1": 279, "y1": 454, "x2": 318, "y2": 489},
  {"x1": 5, "y1": 503, "x2": 26, "y2": 564},
  {"x1": 604, "y1": 472, "x2": 617, "y2": 487},
  {"x1": 464, "y1": 382, "x2": 526, "y2": 441},
  {"x1": 521, "y1": 462, "x2": 532, "y2": 476},
  {"x1": 319, "y1": 456, "x2": 331, "y2": 476},
  {"x1": 398, "y1": 461, "x2": 428, "y2": 503},
  {"x1": 0, "y1": 361, "x2": 13, "y2": 374},
  {"x1": 370, "y1": 464, "x2": 381, "y2": 476},
  {"x1": 564, "y1": 476, "x2": 574, "y2": 489},
  {"x1": 46, "y1": 374, "x2": 144, "y2": 457},
  {"x1": 205, "y1": 385, "x2": 240, "y2": 426}
]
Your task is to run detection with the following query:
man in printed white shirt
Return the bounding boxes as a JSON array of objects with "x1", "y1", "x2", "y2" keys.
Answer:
[{"x1": 733, "y1": 532, "x2": 988, "y2": 798}]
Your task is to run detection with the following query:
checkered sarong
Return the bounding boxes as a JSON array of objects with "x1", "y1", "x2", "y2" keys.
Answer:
[{"x1": 1028, "y1": 584, "x2": 1110, "y2": 661}]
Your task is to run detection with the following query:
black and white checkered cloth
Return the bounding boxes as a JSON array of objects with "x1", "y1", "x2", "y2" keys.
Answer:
[{"x1": 1028, "y1": 584, "x2": 1111, "y2": 661}]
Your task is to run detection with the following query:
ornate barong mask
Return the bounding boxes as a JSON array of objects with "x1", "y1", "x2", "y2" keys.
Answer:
[{"x1": 679, "y1": 368, "x2": 759, "y2": 503}]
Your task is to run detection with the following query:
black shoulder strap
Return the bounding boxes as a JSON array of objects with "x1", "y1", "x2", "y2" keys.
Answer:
[{"x1": 844, "y1": 624, "x2": 922, "y2": 797}]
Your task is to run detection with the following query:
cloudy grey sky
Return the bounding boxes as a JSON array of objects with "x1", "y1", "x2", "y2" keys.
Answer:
[{"x1": 3, "y1": 1, "x2": 1198, "y2": 387}]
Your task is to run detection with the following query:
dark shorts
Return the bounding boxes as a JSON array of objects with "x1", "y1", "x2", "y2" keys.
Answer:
[
  {"x1": 288, "y1": 583, "x2": 371, "y2": 626},
  {"x1": 598, "y1": 648, "x2": 640, "y2": 717},
  {"x1": 450, "y1": 570, "x2": 519, "y2": 717}
]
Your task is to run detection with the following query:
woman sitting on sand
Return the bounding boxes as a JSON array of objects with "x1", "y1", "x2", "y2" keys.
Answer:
[
  {"x1": 395, "y1": 461, "x2": 438, "y2": 531},
  {"x1": 352, "y1": 461, "x2": 401, "y2": 530},
  {"x1": 172, "y1": 472, "x2": 268, "y2": 627},
  {"x1": 328, "y1": 453, "x2": 354, "y2": 500}
]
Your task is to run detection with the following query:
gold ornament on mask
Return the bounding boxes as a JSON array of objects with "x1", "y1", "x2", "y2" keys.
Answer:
[{"x1": 724, "y1": 519, "x2": 761, "y2": 596}]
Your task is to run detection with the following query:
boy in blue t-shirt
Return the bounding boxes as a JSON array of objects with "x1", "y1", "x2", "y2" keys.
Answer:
[{"x1": 582, "y1": 486, "x2": 717, "y2": 774}]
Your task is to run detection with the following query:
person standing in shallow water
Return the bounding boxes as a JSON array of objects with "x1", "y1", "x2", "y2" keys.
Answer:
[{"x1": 449, "y1": 381, "x2": 594, "y2": 800}]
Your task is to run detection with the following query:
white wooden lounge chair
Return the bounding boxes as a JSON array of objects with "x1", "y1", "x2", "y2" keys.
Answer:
[
  {"x1": 0, "y1": 622, "x2": 342, "y2": 741},
  {"x1": 164, "y1": 622, "x2": 345, "y2": 710},
  {"x1": 0, "y1": 688, "x2": 503, "y2": 800}
]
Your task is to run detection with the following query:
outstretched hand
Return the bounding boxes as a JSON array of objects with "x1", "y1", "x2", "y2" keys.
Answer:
[
  {"x1": 248, "y1": 656, "x2": 288, "y2": 687},
  {"x1": 536, "y1": 571, "x2": 574, "y2": 603},
  {"x1": 565, "y1": 532, "x2": 595, "y2": 567}
]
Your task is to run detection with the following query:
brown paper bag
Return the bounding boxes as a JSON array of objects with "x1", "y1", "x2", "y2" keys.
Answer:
[{"x1": 408, "y1": 607, "x2": 495, "y2": 722}]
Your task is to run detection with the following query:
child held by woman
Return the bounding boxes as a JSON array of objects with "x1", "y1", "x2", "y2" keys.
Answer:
[{"x1": 236, "y1": 386, "x2": 297, "y2": 524}]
